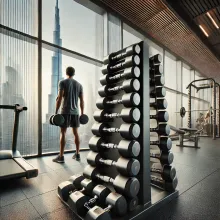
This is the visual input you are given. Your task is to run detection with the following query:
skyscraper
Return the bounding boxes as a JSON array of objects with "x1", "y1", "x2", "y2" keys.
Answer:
[{"x1": 42, "y1": 0, "x2": 63, "y2": 152}]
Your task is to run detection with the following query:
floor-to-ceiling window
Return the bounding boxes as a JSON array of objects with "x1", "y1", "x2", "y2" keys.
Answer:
[{"x1": 0, "y1": 0, "x2": 38, "y2": 156}]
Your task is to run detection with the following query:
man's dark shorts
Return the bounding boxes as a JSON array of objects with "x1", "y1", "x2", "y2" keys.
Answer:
[{"x1": 60, "y1": 114, "x2": 80, "y2": 128}]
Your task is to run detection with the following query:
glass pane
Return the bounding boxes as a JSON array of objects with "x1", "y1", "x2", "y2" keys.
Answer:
[
  {"x1": 164, "y1": 51, "x2": 177, "y2": 90},
  {"x1": 42, "y1": 48, "x2": 101, "y2": 153},
  {"x1": 0, "y1": 33, "x2": 38, "y2": 156},
  {"x1": 0, "y1": 0, "x2": 38, "y2": 36},
  {"x1": 123, "y1": 25, "x2": 142, "y2": 48},
  {"x1": 108, "y1": 14, "x2": 122, "y2": 54},
  {"x1": 42, "y1": 0, "x2": 104, "y2": 60},
  {"x1": 166, "y1": 91, "x2": 177, "y2": 127}
]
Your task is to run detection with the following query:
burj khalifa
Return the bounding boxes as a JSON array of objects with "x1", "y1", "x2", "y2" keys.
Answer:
[{"x1": 42, "y1": 0, "x2": 63, "y2": 151}]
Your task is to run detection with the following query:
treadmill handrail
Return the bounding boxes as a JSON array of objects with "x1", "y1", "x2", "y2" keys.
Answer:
[{"x1": 0, "y1": 104, "x2": 27, "y2": 111}]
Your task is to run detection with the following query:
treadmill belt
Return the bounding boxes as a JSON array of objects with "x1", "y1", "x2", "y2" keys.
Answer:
[{"x1": 0, "y1": 159, "x2": 25, "y2": 180}]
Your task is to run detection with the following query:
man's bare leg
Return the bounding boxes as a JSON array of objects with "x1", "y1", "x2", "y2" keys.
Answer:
[
  {"x1": 60, "y1": 127, "x2": 67, "y2": 157},
  {"x1": 72, "y1": 128, "x2": 80, "y2": 160},
  {"x1": 52, "y1": 127, "x2": 67, "y2": 163}
]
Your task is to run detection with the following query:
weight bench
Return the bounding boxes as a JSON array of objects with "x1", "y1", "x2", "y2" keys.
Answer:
[{"x1": 170, "y1": 126, "x2": 200, "y2": 148}]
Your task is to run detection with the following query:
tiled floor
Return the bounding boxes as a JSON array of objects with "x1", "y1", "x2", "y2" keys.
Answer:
[{"x1": 1, "y1": 138, "x2": 220, "y2": 219}]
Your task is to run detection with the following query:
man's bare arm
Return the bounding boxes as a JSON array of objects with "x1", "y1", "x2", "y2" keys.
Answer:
[
  {"x1": 55, "y1": 90, "x2": 64, "y2": 114},
  {"x1": 79, "y1": 94, "x2": 84, "y2": 115}
]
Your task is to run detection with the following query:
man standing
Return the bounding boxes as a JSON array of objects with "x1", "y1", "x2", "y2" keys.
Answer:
[{"x1": 53, "y1": 66, "x2": 84, "y2": 163}]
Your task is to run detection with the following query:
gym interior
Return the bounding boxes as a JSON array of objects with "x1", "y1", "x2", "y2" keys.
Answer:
[{"x1": 1, "y1": 0, "x2": 220, "y2": 219}]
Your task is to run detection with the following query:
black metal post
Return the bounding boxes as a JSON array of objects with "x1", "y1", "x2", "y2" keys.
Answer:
[
  {"x1": 12, "y1": 110, "x2": 20, "y2": 152},
  {"x1": 213, "y1": 83, "x2": 216, "y2": 140},
  {"x1": 188, "y1": 86, "x2": 192, "y2": 128},
  {"x1": 38, "y1": 0, "x2": 42, "y2": 156},
  {"x1": 139, "y1": 41, "x2": 151, "y2": 205}
]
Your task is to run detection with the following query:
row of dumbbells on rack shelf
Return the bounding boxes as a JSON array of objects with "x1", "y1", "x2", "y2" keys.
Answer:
[{"x1": 149, "y1": 54, "x2": 178, "y2": 192}]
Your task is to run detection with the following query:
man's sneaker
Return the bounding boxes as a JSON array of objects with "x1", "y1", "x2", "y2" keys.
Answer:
[
  {"x1": 72, "y1": 153, "x2": 80, "y2": 161},
  {"x1": 52, "y1": 155, "x2": 65, "y2": 163}
]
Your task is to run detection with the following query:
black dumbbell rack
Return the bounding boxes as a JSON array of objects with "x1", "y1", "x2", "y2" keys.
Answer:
[{"x1": 57, "y1": 41, "x2": 178, "y2": 219}]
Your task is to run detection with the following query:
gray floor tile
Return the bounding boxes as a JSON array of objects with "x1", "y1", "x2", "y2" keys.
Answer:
[
  {"x1": 0, "y1": 199, "x2": 41, "y2": 220},
  {"x1": 42, "y1": 207, "x2": 75, "y2": 220},
  {"x1": 19, "y1": 173, "x2": 58, "y2": 198},
  {"x1": 29, "y1": 190, "x2": 65, "y2": 216},
  {"x1": 0, "y1": 187, "x2": 26, "y2": 207}
]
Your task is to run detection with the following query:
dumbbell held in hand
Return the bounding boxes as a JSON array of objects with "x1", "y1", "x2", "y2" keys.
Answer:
[
  {"x1": 49, "y1": 114, "x2": 65, "y2": 126},
  {"x1": 100, "y1": 66, "x2": 140, "y2": 86},
  {"x1": 103, "y1": 44, "x2": 141, "y2": 65},
  {"x1": 98, "y1": 79, "x2": 140, "y2": 97},
  {"x1": 96, "y1": 92, "x2": 140, "y2": 110},
  {"x1": 93, "y1": 108, "x2": 141, "y2": 123},
  {"x1": 92, "y1": 123, "x2": 140, "y2": 139},
  {"x1": 83, "y1": 165, "x2": 140, "y2": 198},
  {"x1": 89, "y1": 136, "x2": 140, "y2": 158},
  {"x1": 87, "y1": 151, "x2": 140, "y2": 176}
]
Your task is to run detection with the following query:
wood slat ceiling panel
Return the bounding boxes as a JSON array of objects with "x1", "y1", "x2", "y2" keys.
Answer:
[{"x1": 100, "y1": 0, "x2": 220, "y2": 80}]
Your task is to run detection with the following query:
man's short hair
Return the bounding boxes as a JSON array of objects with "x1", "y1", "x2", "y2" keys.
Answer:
[{"x1": 66, "y1": 66, "x2": 75, "y2": 77}]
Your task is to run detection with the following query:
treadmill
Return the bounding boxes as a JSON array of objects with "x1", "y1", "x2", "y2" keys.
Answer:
[{"x1": 0, "y1": 104, "x2": 38, "y2": 180}]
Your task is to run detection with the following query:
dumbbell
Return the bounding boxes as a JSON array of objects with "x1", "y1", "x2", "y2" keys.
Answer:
[
  {"x1": 96, "y1": 92, "x2": 140, "y2": 110},
  {"x1": 68, "y1": 185, "x2": 111, "y2": 216},
  {"x1": 150, "y1": 99, "x2": 168, "y2": 110},
  {"x1": 49, "y1": 114, "x2": 65, "y2": 126},
  {"x1": 150, "y1": 111, "x2": 169, "y2": 122},
  {"x1": 150, "y1": 162, "x2": 176, "y2": 181},
  {"x1": 87, "y1": 151, "x2": 140, "y2": 176},
  {"x1": 58, "y1": 174, "x2": 85, "y2": 201},
  {"x1": 89, "y1": 136, "x2": 140, "y2": 158},
  {"x1": 150, "y1": 151, "x2": 174, "y2": 164},
  {"x1": 150, "y1": 137, "x2": 172, "y2": 151},
  {"x1": 126, "y1": 197, "x2": 138, "y2": 212},
  {"x1": 150, "y1": 124, "x2": 170, "y2": 136},
  {"x1": 101, "y1": 55, "x2": 140, "y2": 75},
  {"x1": 98, "y1": 79, "x2": 140, "y2": 97},
  {"x1": 103, "y1": 44, "x2": 141, "y2": 64},
  {"x1": 150, "y1": 76, "x2": 165, "y2": 86},
  {"x1": 150, "y1": 64, "x2": 163, "y2": 75},
  {"x1": 85, "y1": 192, "x2": 128, "y2": 219},
  {"x1": 150, "y1": 86, "x2": 166, "y2": 98},
  {"x1": 80, "y1": 114, "x2": 89, "y2": 124},
  {"x1": 151, "y1": 176, "x2": 178, "y2": 192},
  {"x1": 83, "y1": 165, "x2": 140, "y2": 198},
  {"x1": 100, "y1": 66, "x2": 140, "y2": 86},
  {"x1": 93, "y1": 108, "x2": 141, "y2": 123},
  {"x1": 92, "y1": 123, "x2": 140, "y2": 139},
  {"x1": 149, "y1": 54, "x2": 162, "y2": 66}
]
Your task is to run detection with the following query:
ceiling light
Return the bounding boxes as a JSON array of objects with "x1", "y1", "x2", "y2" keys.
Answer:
[
  {"x1": 207, "y1": 12, "x2": 219, "y2": 29},
  {"x1": 199, "y1": 25, "x2": 209, "y2": 37}
]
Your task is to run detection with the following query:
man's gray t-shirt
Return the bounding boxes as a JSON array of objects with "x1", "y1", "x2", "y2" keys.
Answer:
[{"x1": 58, "y1": 78, "x2": 83, "y2": 115}]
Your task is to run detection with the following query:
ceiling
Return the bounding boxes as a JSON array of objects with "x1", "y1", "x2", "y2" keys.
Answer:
[
  {"x1": 167, "y1": 0, "x2": 220, "y2": 61},
  {"x1": 96, "y1": 0, "x2": 220, "y2": 81}
]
